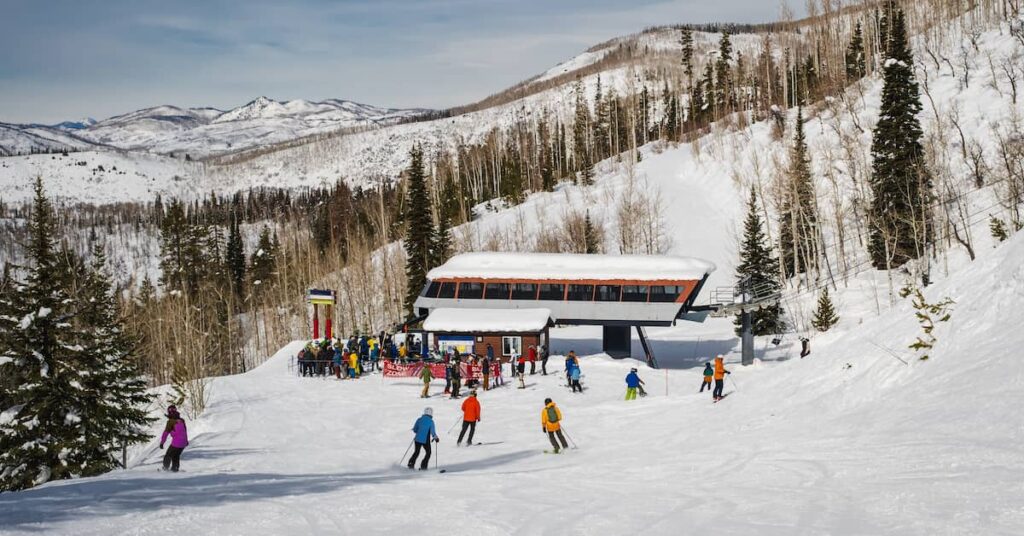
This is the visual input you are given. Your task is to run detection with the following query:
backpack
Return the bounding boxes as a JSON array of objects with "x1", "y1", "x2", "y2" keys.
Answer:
[{"x1": 545, "y1": 406, "x2": 559, "y2": 424}]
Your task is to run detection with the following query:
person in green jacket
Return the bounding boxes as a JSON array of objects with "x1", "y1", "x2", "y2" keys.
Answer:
[
  {"x1": 420, "y1": 365, "x2": 434, "y2": 398},
  {"x1": 700, "y1": 362, "x2": 713, "y2": 393}
]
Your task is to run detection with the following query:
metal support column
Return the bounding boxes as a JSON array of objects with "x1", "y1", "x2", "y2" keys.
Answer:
[
  {"x1": 636, "y1": 326, "x2": 659, "y2": 369},
  {"x1": 741, "y1": 308, "x2": 754, "y2": 366}
]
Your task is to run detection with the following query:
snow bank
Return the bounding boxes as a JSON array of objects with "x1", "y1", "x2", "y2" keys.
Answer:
[
  {"x1": 423, "y1": 308, "x2": 552, "y2": 332},
  {"x1": 427, "y1": 252, "x2": 715, "y2": 281}
]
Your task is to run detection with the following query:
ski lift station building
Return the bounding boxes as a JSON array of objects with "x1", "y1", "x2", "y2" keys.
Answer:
[{"x1": 413, "y1": 252, "x2": 716, "y2": 364}]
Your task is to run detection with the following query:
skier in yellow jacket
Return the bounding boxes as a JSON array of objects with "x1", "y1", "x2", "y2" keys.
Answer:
[{"x1": 541, "y1": 398, "x2": 569, "y2": 453}]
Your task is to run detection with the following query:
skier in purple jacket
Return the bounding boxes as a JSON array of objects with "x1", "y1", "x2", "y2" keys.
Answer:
[{"x1": 160, "y1": 405, "x2": 189, "y2": 472}]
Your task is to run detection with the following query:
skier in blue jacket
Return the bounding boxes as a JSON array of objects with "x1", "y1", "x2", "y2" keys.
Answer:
[
  {"x1": 408, "y1": 407, "x2": 439, "y2": 470},
  {"x1": 625, "y1": 368, "x2": 644, "y2": 400}
]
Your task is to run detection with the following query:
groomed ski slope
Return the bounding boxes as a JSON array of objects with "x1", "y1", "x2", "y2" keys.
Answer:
[{"x1": 2, "y1": 234, "x2": 1023, "y2": 535}]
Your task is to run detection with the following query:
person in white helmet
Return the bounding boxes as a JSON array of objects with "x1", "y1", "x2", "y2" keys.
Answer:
[{"x1": 408, "y1": 407, "x2": 439, "y2": 470}]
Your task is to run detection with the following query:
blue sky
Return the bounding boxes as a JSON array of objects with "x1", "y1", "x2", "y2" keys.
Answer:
[{"x1": 0, "y1": 0, "x2": 795, "y2": 124}]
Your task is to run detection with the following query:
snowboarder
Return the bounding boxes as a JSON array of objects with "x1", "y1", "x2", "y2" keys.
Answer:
[
  {"x1": 457, "y1": 390, "x2": 481, "y2": 446},
  {"x1": 541, "y1": 398, "x2": 569, "y2": 453},
  {"x1": 800, "y1": 337, "x2": 811, "y2": 358},
  {"x1": 419, "y1": 363, "x2": 434, "y2": 398},
  {"x1": 481, "y1": 355, "x2": 491, "y2": 391},
  {"x1": 540, "y1": 344, "x2": 549, "y2": 375},
  {"x1": 528, "y1": 345, "x2": 537, "y2": 375},
  {"x1": 450, "y1": 357, "x2": 463, "y2": 399},
  {"x1": 625, "y1": 368, "x2": 644, "y2": 400},
  {"x1": 700, "y1": 362, "x2": 713, "y2": 392},
  {"x1": 569, "y1": 365, "x2": 582, "y2": 393},
  {"x1": 713, "y1": 355, "x2": 731, "y2": 401},
  {"x1": 159, "y1": 405, "x2": 189, "y2": 472},
  {"x1": 408, "y1": 407, "x2": 439, "y2": 470}
]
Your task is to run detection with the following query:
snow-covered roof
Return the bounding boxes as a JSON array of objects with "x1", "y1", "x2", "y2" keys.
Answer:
[
  {"x1": 427, "y1": 252, "x2": 715, "y2": 282},
  {"x1": 423, "y1": 308, "x2": 552, "y2": 333}
]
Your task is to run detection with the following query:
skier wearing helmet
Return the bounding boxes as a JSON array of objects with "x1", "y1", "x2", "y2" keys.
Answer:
[
  {"x1": 408, "y1": 407, "x2": 439, "y2": 470},
  {"x1": 159, "y1": 405, "x2": 189, "y2": 472},
  {"x1": 625, "y1": 368, "x2": 644, "y2": 400}
]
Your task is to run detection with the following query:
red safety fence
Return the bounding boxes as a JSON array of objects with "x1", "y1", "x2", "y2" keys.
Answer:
[{"x1": 382, "y1": 360, "x2": 501, "y2": 380}]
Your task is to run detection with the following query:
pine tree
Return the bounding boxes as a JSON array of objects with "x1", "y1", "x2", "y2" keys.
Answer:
[
  {"x1": 0, "y1": 178, "x2": 91, "y2": 491},
  {"x1": 75, "y1": 244, "x2": 155, "y2": 474},
  {"x1": 734, "y1": 190, "x2": 785, "y2": 336},
  {"x1": 158, "y1": 199, "x2": 189, "y2": 292},
  {"x1": 846, "y1": 21, "x2": 867, "y2": 80},
  {"x1": 432, "y1": 211, "x2": 452, "y2": 268},
  {"x1": 680, "y1": 28, "x2": 695, "y2": 88},
  {"x1": 249, "y1": 226, "x2": 277, "y2": 297},
  {"x1": 715, "y1": 32, "x2": 734, "y2": 111},
  {"x1": 572, "y1": 80, "x2": 591, "y2": 181},
  {"x1": 225, "y1": 212, "x2": 246, "y2": 300},
  {"x1": 583, "y1": 211, "x2": 600, "y2": 254},
  {"x1": 811, "y1": 287, "x2": 840, "y2": 331},
  {"x1": 778, "y1": 107, "x2": 819, "y2": 278},
  {"x1": 868, "y1": 8, "x2": 932, "y2": 271},
  {"x1": 403, "y1": 145, "x2": 434, "y2": 316}
]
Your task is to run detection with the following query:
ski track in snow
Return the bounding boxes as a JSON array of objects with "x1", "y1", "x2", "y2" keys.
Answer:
[{"x1": 2, "y1": 230, "x2": 1024, "y2": 535}]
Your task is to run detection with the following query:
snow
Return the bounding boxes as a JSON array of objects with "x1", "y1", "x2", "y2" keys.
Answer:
[
  {"x1": 0, "y1": 230, "x2": 1022, "y2": 534},
  {"x1": 423, "y1": 308, "x2": 552, "y2": 332},
  {"x1": 427, "y1": 252, "x2": 715, "y2": 282}
]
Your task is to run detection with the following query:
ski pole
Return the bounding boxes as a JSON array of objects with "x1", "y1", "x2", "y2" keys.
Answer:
[
  {"x1": 399, "y1": 440, "x2": 413, "y2": 465},
  {"x1": 729, "y1": 375, "x2": 739, "y2": 392},
  {"x1": 435, "y1": 440, "x2": 440, "y2": 470},
  {"x1": 561, "y1": 427, "x2": 579, "y2": 450},
  {"x1": 447, "y1": 418, "x2": 460, "y2": 435}
]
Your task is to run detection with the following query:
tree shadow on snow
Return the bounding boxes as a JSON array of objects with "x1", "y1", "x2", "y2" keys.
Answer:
[{"x1": 0, "y1": 451, "x2": 532, "y2": 530}]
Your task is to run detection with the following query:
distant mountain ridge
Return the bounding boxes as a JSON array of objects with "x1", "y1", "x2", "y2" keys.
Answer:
[{"x1": 0, "y1": 96, "x2": 429, "y2": 158}]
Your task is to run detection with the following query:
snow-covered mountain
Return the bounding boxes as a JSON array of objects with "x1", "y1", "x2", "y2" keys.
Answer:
[{"x1": 0, "y1": 97, "x2": 428, "y2": 160}]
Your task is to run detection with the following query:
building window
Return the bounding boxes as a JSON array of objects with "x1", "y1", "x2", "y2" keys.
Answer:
[
  {"x1": 538, "y1": 283, "x2": 565, "y2": 301},
  {"x1": 595, "y1": 285, "x2": 621, "y2": 302},
  {"x1": 649, "y1": 285, "x2": 684, "y2": 303},
  {"x1": 425, "y1": 281, "x2": 441, "y2": 298},
  {"x1": 484, "y1": 282, "x2": 511, "y2": 300},
  {"x1": 566, "y1": 284, "x2": 595, "y2": 301},
  {"x1": 457, "y1": 282, "x2": 483, "y2": 299},
  {"x1": 438, "y1": 282, "x2": 457, "y2": 299},
  {"x1": 622, "y1": 285, "x2": 649, "y2": 302},
  {"x1": 502, "y1": 336, "x2": 523, "y2": 357},
  {"x1": 511, "y1": 283, "x2": 537, "y2": 300}
]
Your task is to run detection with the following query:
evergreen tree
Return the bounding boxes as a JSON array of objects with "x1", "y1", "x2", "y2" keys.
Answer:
[
  {"x1": 811, "y1": 287, "x2": 840, "y2": 331},
  {"x1": 868, "y1": 8, "x2": 932, "y2": 271},
  {"x1": 734, "y1": 190, "x2": 785, "y2": 336},
  {"x1": 583, "y1": 211, "x2": 600, "y2": 254},
  {"x1": 846, "y1": 21, "x2": 867, "y2": 80},
  {"x1": 680, "y1": 28, "x2": 695, "y2": 89},
  {"x1": 403, "y1": 145, "x2": 434, "y2": 316},
  {"x1": 572, "y1": 80, "x2": 591, "y2": 180},
  {"x1": 75, "y1": 244, "x2": 155, "y2": 474},
  {"x1": 0, "y1": 178, "x2": 91, "y2": 491},
  {"x1": 225, "y1": 212, "x2": 246, "y2": 300},
  {"x1": 158, "y1": 199, "x2": 189, "y2": 292},
  {"x1": 432, "y1": 211, "x2": 452, "y2": 268},
  {"x1": 778, "y1": 107, "x2": 819, "y2": 277},
  {"x1": 249, "y1": 226, "x2": 277, "y2": 297},
  {"x1": 715, "y1": 32, "x2": 734, "y2": 111}
]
